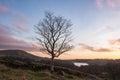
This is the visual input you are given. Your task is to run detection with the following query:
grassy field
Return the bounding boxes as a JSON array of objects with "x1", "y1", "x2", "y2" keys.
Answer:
[{"x1": 0, "y1": 64, "x2": 92, "y2": 80}]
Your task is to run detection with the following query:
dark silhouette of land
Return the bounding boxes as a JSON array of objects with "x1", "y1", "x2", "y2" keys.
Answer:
[
  {"x1": 0, "y1": 49, "x2": 104, "y2": 80},
  {"x1": 1, "y1": 50, "x2": 120, "y2": 80}
]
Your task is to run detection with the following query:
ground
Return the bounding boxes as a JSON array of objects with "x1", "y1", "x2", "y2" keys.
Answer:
[{"x1": 0, "y1": 64, "x2": 93, "y2": 80}]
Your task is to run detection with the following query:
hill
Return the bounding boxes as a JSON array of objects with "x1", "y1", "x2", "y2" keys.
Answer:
[
  {"x1": 0, "y1": 64, "x2": 100, "y2": 80},
  {"x1": 0, "y1": 50, "x2": 46, "y2": 63},
  {"x1": 0, "y1": 50, "x2": 103, "y2": 80},
  {"x1": 0, "y1": 50, "x2": 75, "y2": 68},
  {"x1": 0, "y1": 60, "x2": 103, "y2": 80},
  {"x1": 0, "y1": 50, "x2": 41, "y2": 60}
]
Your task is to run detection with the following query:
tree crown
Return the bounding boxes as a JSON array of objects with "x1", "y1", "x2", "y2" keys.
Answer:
[{"x1": 35, "y1": 12, "x2": 73, "y2": 58}]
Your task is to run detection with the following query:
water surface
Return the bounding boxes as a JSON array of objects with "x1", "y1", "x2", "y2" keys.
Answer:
[{"x1": 74, "y1": 62, "x2": 89, "y2": 67}]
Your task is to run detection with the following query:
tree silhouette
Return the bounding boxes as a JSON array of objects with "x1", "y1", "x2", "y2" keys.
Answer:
[{"x1": 35, "y1": 12, "x2": 73, "y2": 72}]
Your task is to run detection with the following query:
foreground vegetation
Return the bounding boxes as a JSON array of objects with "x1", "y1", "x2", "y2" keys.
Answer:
[
  {"x1": 1, "y1": 57, "x2": 120, "y2": 80},
  {"x1": 79, "y1": 63, "x2": 120, "y2": 80},
  {"x1": 0, "y1": 59, "x2": 102, "y2": 80},
  {"x1": 0, "y1": 64, "x2": 83, "y2": 80}
]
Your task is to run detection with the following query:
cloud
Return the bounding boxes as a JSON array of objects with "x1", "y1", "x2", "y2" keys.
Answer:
[
  {"x1": 96, "y1": 0, "x2": 103, "y2": 9},
  {"x1": 0, "y1": 4, "x2": 9, "y2": 13},
  {"x1": 0, "y1": 4, "x2": 28, "y2": 31},
  {"x1": 12, "y1": 21, "x2": 27, "y2": 31},
  {"x1": 108, "y1": 38, "x2": 120, "y2": 50},
  {"x1": 79, "y1": 43, "x2": 94, "y2": 51},
  {"x1": 12, "y1": 14, "x2": 28, "y2": 31},
  {"x1": 79, "y1": 43, "x2": 112, "y2": 52},
  {"x1": 0, "y1": 4, "x2": 27, "y2": 20},
  {"x1": 107, "y1": 0, "x2": 120, "y2": 8},
  {"x1": 0, "y1": 24, "x2": 9, "y2": 33},
  {"x1": 114, "y1": 11, "x2": 120, "y2": 16},
  {"x1": 95, "y1": 0, "x2": 120, "y2": 8},
  {"x1": 0, "y1": 24, "x2": 39, "y2": 51},
  {"x1": 107, "y1": 0, "x2": 116, "y2": 8},
  {"x1": 94, "y1": 48, "x2": 112, "y2": 52},
  {"x1": 12, "y1": 12, "x2": 28, "y2": 31},
  {"x1": 11, "y1": 11, "x2": 28, "y2": 23},
  {"x1": 109, "y1": 39, "x2": 120, "y2": 45},
  {"x1": 95, "y1": 0, "x2": 120, "y2": 16},
  {"x1": 93, "y1": 26, "x2": 113, "y2": 35}
]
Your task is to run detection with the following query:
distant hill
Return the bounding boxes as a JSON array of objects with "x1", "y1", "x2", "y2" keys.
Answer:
[
  {"x1": 0, "y1": 50, "x2": 43, "y2": 62},
  {"x1": 0, "y1": 50, "x2": 74, "y2": 68},
  {"x1": 1, "y1": 50, "x2": 120, "y2": 66}
]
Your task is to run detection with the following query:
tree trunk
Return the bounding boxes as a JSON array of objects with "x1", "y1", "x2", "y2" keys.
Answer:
[{"x1": 51, "y1": 56, "x2": 54, "y2": 73}]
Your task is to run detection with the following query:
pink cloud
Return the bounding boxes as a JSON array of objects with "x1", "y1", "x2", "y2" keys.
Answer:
[
  {"x1": 109, "y1": 39, "x2": 120, "y2": 45},
  {"x1": 96, "y1": 0, "x2": 120, "y2": 8},
  {"x1": 0, "y1": 4, "x2": 9, "y2": 13},
  {"x1": 12, "y1": 12, "x2": 28, "y2": 31},
  {"x1": 0, "y1": 24, "x2": 39, "y2": 51},
  {"x1": 79, "y1": 43, "x2": 112, "y2": 52},
  {"x1": 114, "y1": 10, "x2": 120, "y2": 16},
  {"x1": 0, "y1": 4, "x2": 28, "y2": 31},
  {"x1": 109, "y1": 40, "x2": 116, "y2": 45},
  {"x1": 0, "y1": 35, "x2": 39, "y2": 51},
  {"x1": 12, "y1": 12, "x2": 29, "y2": 31},
  {"x1": 107, "y1": 0, "x2": 120, "y2": 8},
  {"x1": 0, "y1": 24, "x2": 9, "y2": 33},
  {"x1": 0, "y1": 4, "x2": 28, "y2": 21},
  {"x1": 94, "y1": 48, "x2": 112, "y2": 52},
  {"x1": 14, "y1": 13, "x2": 28, "y2": 22},
  {"x1": 96, "y1": 0, "x2": 103, "y2": 8},
  {"x1": 108, "y1": 38, "x2": 120, "y2": 50},
  {"x1": 107, "y1": 0, "x2": 116, "y2": 8},
  {"x1": 79, "y1": 43, "x2": 94, "y2": 51},
  {"x1": 12, "y1": 21, "x2": 27, "y2": 31},
  {"x1": 0, "y1": 33, "x2": 39, "y2": 51}
]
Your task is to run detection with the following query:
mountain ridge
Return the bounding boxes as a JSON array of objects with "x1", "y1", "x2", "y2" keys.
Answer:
[{"x1": 0, "y1": 49, "x2": 44, "y2": 61}]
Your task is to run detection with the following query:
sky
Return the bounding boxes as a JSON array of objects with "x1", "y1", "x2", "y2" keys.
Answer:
[{"x1": 1, "y1": 0, "x2": 120, "y2": 59}]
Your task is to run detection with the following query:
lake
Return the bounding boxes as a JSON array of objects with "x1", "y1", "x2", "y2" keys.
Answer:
[{"x1": 74, "y1": 62, "x2": 89, "y2": 67}]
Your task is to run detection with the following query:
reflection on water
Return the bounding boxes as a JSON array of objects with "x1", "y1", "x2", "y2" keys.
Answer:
[{"x1": 74, "y1": 62, "x2": 89, "y2": 67}]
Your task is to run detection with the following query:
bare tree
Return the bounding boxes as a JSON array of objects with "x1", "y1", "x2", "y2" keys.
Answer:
[{"x1": 35, "y1": 12, "x2": 73, "y2": 72}]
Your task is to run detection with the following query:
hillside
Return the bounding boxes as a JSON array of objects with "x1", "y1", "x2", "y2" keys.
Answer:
[
  {"x1": 0, "y1": 50, "x2": 75, "y2": 68},
  {"x1": 0, "y1": 50, "x2": 103, "y2": 80},
  {"x1": 0, "y1": 64, "x2": 98, "y2": 80},
  {"x1": 1, "y1": 50, "x2": 119, "y2": 67},
  {"x1": 0, "y1": 50, "x2": 40, "y2": 59},
  {"x1": 0, "y1": 60, "x2": 103, "y2": 80},
  {"x1": 0, "y1": 50, "x2": 44, "y2": 61}
]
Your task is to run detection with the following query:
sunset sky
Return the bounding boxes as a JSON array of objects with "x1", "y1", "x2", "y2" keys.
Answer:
[{"x1": 1, "y1": 0, "x2": 120, "y2": 59}]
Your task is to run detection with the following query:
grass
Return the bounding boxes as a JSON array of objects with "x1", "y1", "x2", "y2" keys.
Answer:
[{"x1": 0, "y1": 64, "x2": 93, "y2": 80}]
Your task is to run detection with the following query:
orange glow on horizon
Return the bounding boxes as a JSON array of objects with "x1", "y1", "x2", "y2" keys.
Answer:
[{"x1": 29, "y1": 49, "x2": 120, "y2": 59}]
